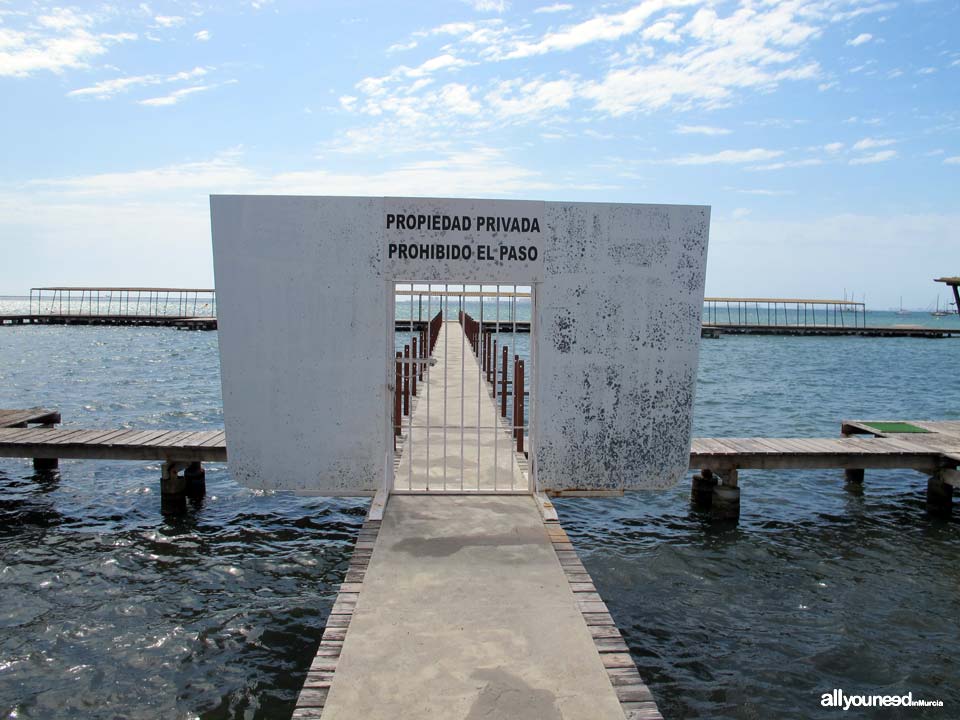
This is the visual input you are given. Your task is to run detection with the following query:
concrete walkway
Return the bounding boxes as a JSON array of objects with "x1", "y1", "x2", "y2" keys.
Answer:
[
  {"x1": 320, "y1": 495, "x2": 627, "y2": 720},
  {"x1": 395, "y1": 321, "x2": 525, "y2": 492}
]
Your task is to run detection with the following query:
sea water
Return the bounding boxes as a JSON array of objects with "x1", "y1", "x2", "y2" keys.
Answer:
[{"x1": 0, "y1": 301, "x2": 958, "y2": 718}]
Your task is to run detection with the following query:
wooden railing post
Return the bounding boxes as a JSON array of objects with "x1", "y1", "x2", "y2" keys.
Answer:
[
  {"x1": 517, "y1": 360, "x2": 525, "y2": 453},
  {"x1": 501, "y1": 345, "x2": 508, "y2": 417},
  {"x1": 403, "y1": 344, "x2": 410, "y2": 415},
  {"x1": 411, "y1": 337, "x2": 418, "y2": 396},
  {"x1": 492, "y1": 339, "x2": 497, "y2": 393},
  {"x1": 513, "y1": 355, "x2": 519, "y2": 445},
  {"x1": 394, "y1": 352, "x2": 402, "y2": 436}
]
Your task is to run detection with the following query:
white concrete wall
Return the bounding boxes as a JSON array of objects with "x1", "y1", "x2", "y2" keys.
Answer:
[
  {"x1": 211, "y1": 195, "x2": 387, "y2": 494},
  {"x1": 210, "y1": 195, "x2": 709, "y2": 495},
  {"x1": 535, "y1": 203, "x2": 710, "y2": 492}
]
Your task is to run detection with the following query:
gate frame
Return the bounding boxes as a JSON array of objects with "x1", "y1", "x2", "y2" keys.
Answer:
[{"x1": 384, "y1": 281, "x2": 538, "y2": 496}]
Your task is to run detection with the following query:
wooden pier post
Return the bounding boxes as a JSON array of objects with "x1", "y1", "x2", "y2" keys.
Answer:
[
  {"x1": 160, "y1": 461, "x2": 187, "y2": 512},
  {"x1": 403, "y1": 345, "x2": 410, "y2": 415},
  {"x1": 33, "y1": 457, "x2": 58, "y2": 472},
  {"x1": 411, "y1": 338, "x2": 418, "y2": 397},
  {"x1": 844, "y1": 468, "x2": 865, "y2": 484},
  {"x1": 691, "y1": 468, "x2": 717, "y2": 506},
  {"x1": 711, "y1": 468, "x2": 740, "y2": 521},
  {"x1": 394, "y1": 352, "x2": 402, "y2": 437},
  {"x1": 517, "y1": 360, "x2": 525, "y2": 453},
  {"x1": 926, "y1": 469, "x2": 954, "y2": 516},
  {"x1": 501, "y1": 346, "x2": 508, "y2": 417},
  {"x1": 185, "y1": 461, "x2": 206, "y2": 497}
]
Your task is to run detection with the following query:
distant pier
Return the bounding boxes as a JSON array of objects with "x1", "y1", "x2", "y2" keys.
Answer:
[{"x1": 4, "y1": 289, "x2": 957, "y2": 337}]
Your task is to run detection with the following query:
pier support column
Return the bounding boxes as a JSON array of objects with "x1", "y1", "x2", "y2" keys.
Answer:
[
  {"x1": 184, "y1": 461, "x2": 206, "y2": 498},
  {"x1": 844, "y1": 468, "x2": 864, "y2": 484},
  {"x1": 161, "y1": 461, "x2": 187, "y2": 512},
  {"x1": 691, "y1": 468, "x2": 717, "y2": 507},
  {"x1": 33, "y1": 457, "x2": 59, "y2": 472},
  {"x1": 711, "y1": 469, "x2": 740, "y2": 521},
  {"x1": 926, "y1": 470, "x2": 954, "y2": 516}
]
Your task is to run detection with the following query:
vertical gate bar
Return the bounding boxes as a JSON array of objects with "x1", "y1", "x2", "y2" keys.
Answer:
[
  {"x1": 426, "y1": 288, "x2": 432, "y2": 492},
  {"x1": 477, "y1": 286, "x2": 483, "y2": 491},
  {"x1": 512, "y1": 287, "x2": 518, "y2": 489},
  {"x1": 493, "y1": 285, "x2": 500, "y2": 492},
  {"x1": 443, "y1": 287, "x2": 449, "y2": 491},
  {"x1": 408, "y1": 285, "x2": 414, "y2": 490},
  {"x1": 460, "y1": 288, "x2": 465, "y2": 491}
]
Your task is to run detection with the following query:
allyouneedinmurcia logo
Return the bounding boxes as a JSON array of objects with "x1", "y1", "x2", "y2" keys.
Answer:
[{"x1": 821, "y1": 689, "x2": 944, "y2": 710}]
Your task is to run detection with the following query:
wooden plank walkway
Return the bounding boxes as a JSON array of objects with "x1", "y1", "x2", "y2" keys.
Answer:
[
  {"x1": 0, "y1": 314, "x2": 217, "y2": 330},
  {"x1": 0, "y1": 427, "x2": 225, "y2": 462},
  {"x1": 0, "y1": 407, "x2": 61, "y2": 428},
  {"x1": 688, "y1": 436, "x2": 950, "y2": 472},
  {"x1": 0, "y1": 426, "x2": 957, "y2": 483}
]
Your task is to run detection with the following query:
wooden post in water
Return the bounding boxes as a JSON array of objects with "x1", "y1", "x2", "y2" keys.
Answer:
[
  {"x1": 501, "y1": 346, "x2": 508, "y2": 417},
  {"x1": 394, "y1": 352, "x2": 402, "y2": 436},
  {"x1": 517, "y1": 360, "x2": 525, "y2": 453},
  {"x1": 711, "y1": 468, "x2": 740, "y2": 521},
  {"x1": 411, "y1": 337, "x2": 418, "y2": 397},
  {"x1": 691, "y1": 468, "x2": 717, "y2": 506},
  {"x1": 927, "y1": 469, "x2": 955, "y2": 516},
  {"x1": 403, "y1": 345, "x2": 410, "y2": 416}
]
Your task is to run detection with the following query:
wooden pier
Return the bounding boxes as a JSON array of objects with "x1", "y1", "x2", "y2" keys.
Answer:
[{"x1": 2, "y1": 404, "x2": 958, "y2": 718}]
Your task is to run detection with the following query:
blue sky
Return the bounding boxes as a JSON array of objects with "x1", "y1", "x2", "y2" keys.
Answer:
[{"x1": 1, "y1": 0, "x2": 957, "y2": 309}]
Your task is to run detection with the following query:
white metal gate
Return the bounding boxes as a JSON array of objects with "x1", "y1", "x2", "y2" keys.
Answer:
[{"x1": 390, "y1": 283, "x2": 534, "y2": 494}]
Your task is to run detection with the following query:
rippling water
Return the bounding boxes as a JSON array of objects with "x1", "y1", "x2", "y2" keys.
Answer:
[{"x1": 1, "y1": 320, "x2": 958, "y2": 719}]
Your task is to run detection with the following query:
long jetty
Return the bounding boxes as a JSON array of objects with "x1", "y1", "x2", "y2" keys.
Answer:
[
  {"x1": 3, "y1": 288, "x2": 959, "y2": 337},
  {"x1": 2, "y1": 320, "x2": 960, "y2": 717}
]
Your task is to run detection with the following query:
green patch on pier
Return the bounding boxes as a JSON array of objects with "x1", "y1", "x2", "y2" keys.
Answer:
[{"x1": 863, "y1": 422, "x2": 931, "y2": 434}]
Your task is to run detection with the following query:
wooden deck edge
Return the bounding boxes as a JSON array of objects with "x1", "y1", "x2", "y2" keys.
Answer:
[
  {"x1": 542, "y1": 515, "x2": 665, "y2": 720},
  {"x1": 291, "y1": 504, "x2": 383, "y2": 719}
]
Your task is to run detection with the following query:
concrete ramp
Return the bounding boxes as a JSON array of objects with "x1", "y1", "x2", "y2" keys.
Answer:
[{"x1": 318, "y1": 495, "x2": 629, "y2": 719}]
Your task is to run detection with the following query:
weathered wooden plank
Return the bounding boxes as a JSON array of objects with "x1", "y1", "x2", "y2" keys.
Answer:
[
  {"x1": 295, "y1": 687, "x2": 329, "y2": 708},
  {"x1": 144, "y1": 430, "x2": 187, "y2": 447},
  {"x1": 616, "y1": 684, "x2": 655, "y2": 703},
  {"x1": 602, "y1": 653, "x2": 638, "y2": 669}
]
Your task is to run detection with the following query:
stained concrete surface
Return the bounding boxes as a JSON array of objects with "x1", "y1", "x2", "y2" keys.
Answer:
[{"x1": 320, "y1": 495, "x2": 626, "y2": 720}]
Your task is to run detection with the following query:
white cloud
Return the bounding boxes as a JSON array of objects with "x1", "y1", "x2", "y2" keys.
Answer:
[
  {"x1": 139, "y1": 84, "x2": 215, "y2": 107},
  {"x1": 918, "y1": 67, "x2": 937, "y2": 75},
  {"x1": 849, "y1": 149, "x2": 897, "y2": 165},
  {"x1": 846, "y1": 33, "x2": 872, "y2": 46},
  {"x1": 731, "y1": 207, "x2": 751, "y2": 219},
  {"x1": 0, "y1": 8, "x2": 136, "y2": 77},
  {"x1": 666, "y1": 148, "x2": 783, "y2": 165},
  {"x1": 470, "y1": 0, "x2": 508, "y2": 12},
  {"x1": 944, "y1": 156, "x2": 960, "y2": 165},
  {"x1": 853, "y1": 137, "x2": 895, "y2": 151},
  {"x1": 675, "y1": 124, "x2": 731, "y2": 136},
  {"x1": 823, "y1": 142, "x2": 844, "y2": 153},
  {"x1": 154, "y1": 15, "x2": 185, "y2": 28},
  {"x1": 68, "y1": 67, "x2": 208, "y2": 100},
  {"x1": 730, "y1": 187, "x2": 794, "y2": 196},
  {"x1": 534, "y1": 3, "x2": 573, "y2": 13},
  {"x1": 504, "y1": 1, "x2": 702, "y2": 59},
  {"x1": 387, "y1": 39, "x2": 418, "y2": 53},
  {"x1": 748, "y1": 158, "x2": 823, "y2": 171},
  {"x1": 485, "y1": 78, "x2": 576, "y2": 118},
  {"x1": 194, "y1": 30, "x2": 211, "y2": 41}
]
